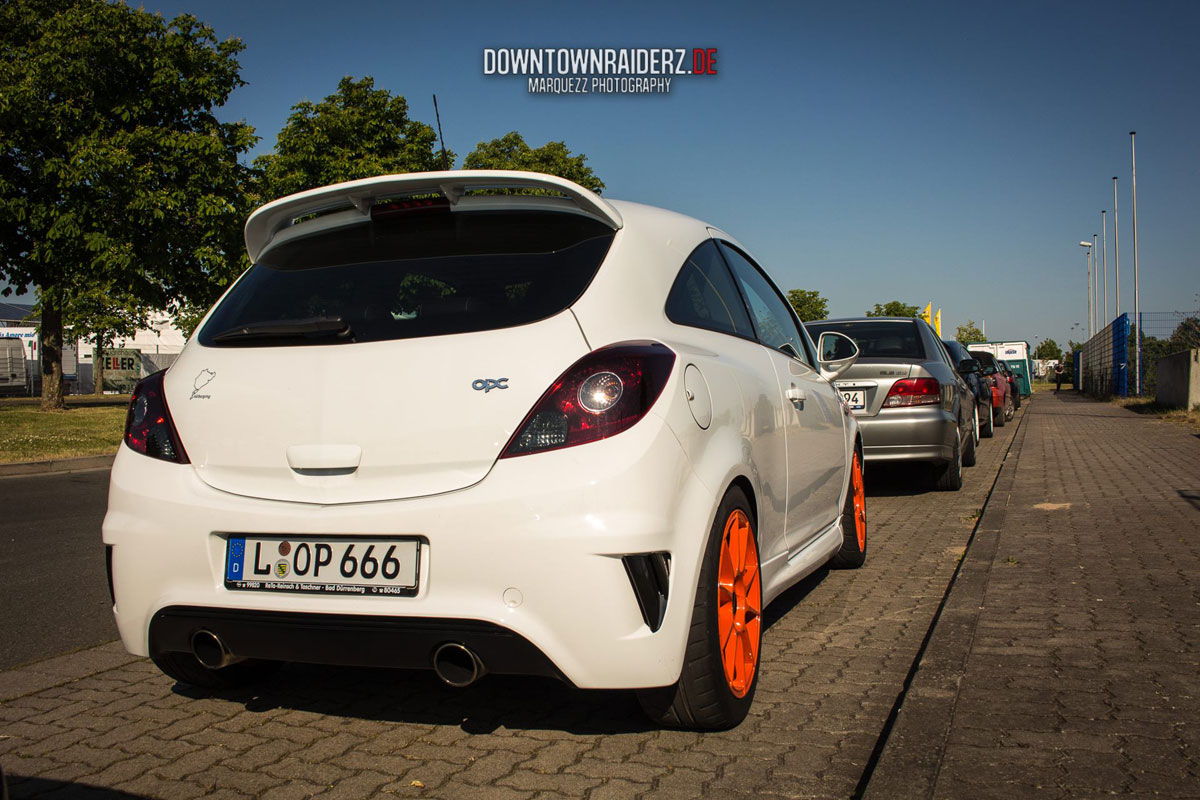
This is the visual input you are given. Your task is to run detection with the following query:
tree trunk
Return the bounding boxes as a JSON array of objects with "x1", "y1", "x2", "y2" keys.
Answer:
[
  {"x1": 93, "y1": 334, "x2": 105, "y2": 396},
  {"x1": 39, "y1": 295, "x2": 65, "y2": 410}
]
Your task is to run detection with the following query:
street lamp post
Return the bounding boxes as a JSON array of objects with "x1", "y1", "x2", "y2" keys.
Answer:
[
  {"x1": 1112, "y1": 177, "x2": 1120, "y2": 317},
  {"x1": 1130, "y1": 131, "x2": 1141, "y2": 395},
  {"x1": 1080, "y1": 241, "x2": 1093, "y2": 339},
  {"x1": 1101, "y1": 211, "x2": 1108, "y2": 323},
  {"x1": 1093, "y1": 233, "x2": 1099, "y2": 332}
]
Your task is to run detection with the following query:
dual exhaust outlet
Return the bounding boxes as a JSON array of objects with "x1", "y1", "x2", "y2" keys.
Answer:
[{"x1": 189, "y1": 631, "x2": 487, "y2": 687}]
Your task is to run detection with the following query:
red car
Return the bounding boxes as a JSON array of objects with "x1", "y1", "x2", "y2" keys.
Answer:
[
  {"x1": 972, "y1": 351, "x2": 1014, "y2": 427},
  {"x1": 998, "y1": 363, "x2": 1021, "y2": 411}
]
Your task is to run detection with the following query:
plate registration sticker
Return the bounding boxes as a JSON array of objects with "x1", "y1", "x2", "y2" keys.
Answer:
[{"x1": 225, "y1": 536, "x2": 419, "y2": 596}]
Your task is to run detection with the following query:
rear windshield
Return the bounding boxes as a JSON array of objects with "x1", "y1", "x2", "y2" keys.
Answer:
[
  {"x1": 973, "y1": 352, "x2": 999, "y2": 374},
  {"x1": 805, "y1": 320, "x2": 924, "y2": 359},
  {"x1": 198, "y1": 211, "x2": 615, "y2": 347}
]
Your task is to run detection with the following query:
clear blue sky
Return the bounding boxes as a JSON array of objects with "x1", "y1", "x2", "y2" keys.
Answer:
[{"x1": 142, "y1": 0, "x2": 1200, "y2": 352}]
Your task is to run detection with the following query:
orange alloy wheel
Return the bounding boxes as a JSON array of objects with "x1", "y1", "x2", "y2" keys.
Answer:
[
  {"x1": 717, "y1": 509, "x2": 762, "y2": 698},
  {"x1": 852, "y1": 452, "x2": 866, "y2": 550}
]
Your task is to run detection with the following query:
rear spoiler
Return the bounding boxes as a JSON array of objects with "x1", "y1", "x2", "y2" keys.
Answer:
[{"x1": 243, "y1": 170, "x2": 624, "y2": 262}]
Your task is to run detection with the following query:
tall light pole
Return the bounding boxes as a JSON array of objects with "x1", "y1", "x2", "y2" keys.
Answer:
[
  {"x1": 1101, "y1": 211, "x2": 1108, "y2": 323},
  {"x1": 1093, "y1": 233, "x2": 1099, "y2": 331},
  {"x1": 1112, "y1": 177, "x2": 1120, "y2": 317},
  {"x1": 1130, "y1": 131, "x2": 1141, "y2": 395},
  {"x1": 1080, "y1": 241, "x2": 1093, "y2": 339}
]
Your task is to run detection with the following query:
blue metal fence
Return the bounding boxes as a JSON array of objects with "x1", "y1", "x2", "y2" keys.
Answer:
[{"x1": 1077, "y1": 309, "x2": 1199, "y2": 397}]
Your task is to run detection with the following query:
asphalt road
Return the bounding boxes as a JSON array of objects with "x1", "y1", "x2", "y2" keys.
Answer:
[{"x1": 0, "y1": 468, "x2": 116, "y2": 669}]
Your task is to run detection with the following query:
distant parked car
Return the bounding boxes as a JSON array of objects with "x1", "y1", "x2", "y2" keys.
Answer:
[
  {"x1": 943, "y1": 339, "x2": 993, "y2": 439},
  {"x1": 972, "y1": 351, "x2": 1014, "y2": 427},
  {"x1": 804, "y1": 317, "x2": 975, "y2": 490},
  {"x1": 998, "y1": 363, "x2": 1021, "y2": 410}
]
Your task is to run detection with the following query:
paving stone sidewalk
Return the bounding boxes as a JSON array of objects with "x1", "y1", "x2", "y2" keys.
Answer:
[
  {"x1": 868, "y1": 390, "x2": 1200, "y2": 799},
  {"x1": 1, "y1": 407, "x2": 1023, "y2": 800}
]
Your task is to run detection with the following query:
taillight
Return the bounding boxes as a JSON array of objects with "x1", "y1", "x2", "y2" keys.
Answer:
[
  {"x1": 883, "y1": 377, "x2": 941, "y2": 408},
  {"x1": 124, "y1": 370, "x2": 189, "y2": 463},
  {"x1": 500, "y1": 342, "x2": 676, "y2": 458}
]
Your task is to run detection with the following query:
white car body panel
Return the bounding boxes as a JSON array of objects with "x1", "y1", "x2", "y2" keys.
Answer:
[
  {"x1": 167, "y1": 310, "x2": 589, "y2": 504},
  {"x1": 104, "y1": 172, "x2": 860, "y2": 691}
]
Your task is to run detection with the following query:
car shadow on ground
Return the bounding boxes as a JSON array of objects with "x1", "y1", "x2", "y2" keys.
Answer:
[
  {"x1": 5, "y1": 774, "x2": 150, "y2": 799},
  {"x1": 167, "y1": 571, "x2": 834, "y2": 736},
  {"x1": 861, "y1": 463, "x2": 935, "y2": 497},
  {"x1": 173, "y1": 664, "x2": 660, "y2": 736}
]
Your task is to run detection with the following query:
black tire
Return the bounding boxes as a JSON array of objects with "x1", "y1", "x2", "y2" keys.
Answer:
[
  {"x1": 152, "y1": 651, "x2": 280, "y2": 691},
  {"x1": 931, "y1": 432, "x2": 963, "y2": 491},
  {"x1": 637, "y1": 486, "x2": 760, "y2": 730},
  {"x1": 1011, "y1": 388, "x2": 1021, "y2": 410},
  {"x1": 962, "y1": 412, "x2": 977, "y2": 468},
  {"x1": 979, "y1": 401, "x2": 994, "y2": 438},
  {"x1": 1004, "y1": 394, "x2": 1015, "y2": 421},
  {"x1": 830, "y1": 448, "x2": 867, "y2": 569},
  {"x1": 994, "y1": 402, "x2": 1006, "y2": 428}
]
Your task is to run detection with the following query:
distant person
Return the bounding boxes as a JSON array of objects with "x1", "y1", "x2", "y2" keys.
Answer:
[{"x1": 1054, "y1": 363, "x2": 1064, "y2": 392}]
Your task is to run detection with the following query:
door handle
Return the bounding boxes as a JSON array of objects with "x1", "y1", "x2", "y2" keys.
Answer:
[{"x1": 787, "y1": 386, "x2": 806, "y2": 406}]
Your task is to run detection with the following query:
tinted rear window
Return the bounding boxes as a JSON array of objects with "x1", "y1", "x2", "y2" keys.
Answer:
[
  {"x1": 199, "y1": 211, "x2": 615, "y2": 347},
  {"x1": 805, "y1": 320, "x2": 924, "y2": 359}
]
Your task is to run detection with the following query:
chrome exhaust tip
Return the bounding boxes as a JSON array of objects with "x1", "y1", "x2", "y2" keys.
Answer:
[
  {"x1": 191, "y1": 629, "x2": 243, "y2": 669},
  {"x1": 432, "y1": 642, "x2": 487, "y2": 687}
]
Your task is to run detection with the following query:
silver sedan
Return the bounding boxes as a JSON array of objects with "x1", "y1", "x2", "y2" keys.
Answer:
[{"x1": 805, "y1": 317, "x2": 976, "y2": 490}]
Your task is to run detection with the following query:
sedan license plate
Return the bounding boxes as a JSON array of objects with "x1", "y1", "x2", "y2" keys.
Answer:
[
  {"x1": 841, "y1": 390, "x2": 865, "y2": 410},
  {"x1": 225, "y1": 536, "x2": 419, "y2": 596}
]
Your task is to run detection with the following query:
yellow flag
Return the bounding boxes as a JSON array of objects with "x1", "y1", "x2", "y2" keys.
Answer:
[
  {"x1": 921, "y1": 303, "x2": 932, "y2": 324},
  {"x1": 934, "y1": 309, "x2": 942, "y2": 336}
]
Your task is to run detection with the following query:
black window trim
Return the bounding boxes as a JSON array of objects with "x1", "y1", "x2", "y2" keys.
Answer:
[
  {"x1": 713, "y1": 239, "x2": 817, "y2": 368},
  {"x1": 663, "y1": 239, "x2": 760, "y2": 345}
]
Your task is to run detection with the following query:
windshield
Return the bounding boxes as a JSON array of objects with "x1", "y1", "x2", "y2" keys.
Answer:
[{"x1": 199, "y1": 211, "x2": 615, "y2": 347}]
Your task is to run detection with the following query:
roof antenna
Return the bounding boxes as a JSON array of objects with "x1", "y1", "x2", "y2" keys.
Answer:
[{"x1": 432, "y1": 94, "x2": 451, "y2": 171}]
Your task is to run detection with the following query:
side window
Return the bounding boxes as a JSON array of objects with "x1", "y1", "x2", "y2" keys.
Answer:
[
  {"x1": 717, "y1": 242, "x2": 808, "y2": 363},
  {"x1": 665, "y1": 240, "x2": 754, "y2": 338}
]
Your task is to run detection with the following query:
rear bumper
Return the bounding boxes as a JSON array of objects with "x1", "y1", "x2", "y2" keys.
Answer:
[
  {"x1": 855, "y1": 406, "x2": 956, "y2": 463},
  {"x1": 103, "y1": 412, "x2": 720, "y2": 690}
]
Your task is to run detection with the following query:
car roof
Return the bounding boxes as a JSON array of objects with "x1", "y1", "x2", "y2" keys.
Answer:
[{"x1": 806, "y1": 317, "x2": 919, "y2": 324}]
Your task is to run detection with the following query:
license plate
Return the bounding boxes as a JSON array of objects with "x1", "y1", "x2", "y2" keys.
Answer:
[
  {"x1": 225, "y1": 536, "x2": 420, "y2": 596},
  {"x1": 841, "y1": 390, "x2": 865, "y2": 410}
]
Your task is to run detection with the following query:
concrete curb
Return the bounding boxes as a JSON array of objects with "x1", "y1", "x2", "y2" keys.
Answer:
[
  {"x1": 862, "y1": 403, "x2": 1032, "y2": 800},
  {"x1": 0, "y1": 453, "x2": 115, "y2": 477}
]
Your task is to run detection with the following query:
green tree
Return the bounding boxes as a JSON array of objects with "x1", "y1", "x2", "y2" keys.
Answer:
[
  {"x1": 463, "y1": 132, "x2": 604, "y2": 193},
  {"x1": 1067, "y1": 340, "x2": 1084, "y2": 352},
  {"x1": 955, "y1": 319, "x2": 986, "y2": 345},
  {"x1": 1033, "y1": 338, "x2": 1062, "y2": 361},
  {"x1": 866, "y1": 300, "x2": 920, "y2": 318},
  {"x1": 1167, "y1": 316, "x2": 1200, "y2": 353},
  {"x1": 785, "y1": 289, "x2": 828, "y2": 323},
  {"x1": 255, "y1": 77, "x2": 448, "y2": 202},
  {"x1": 68, "y1": 283, "x2": 148, "y2": 394},
  {"x1": 0, "y1": 0, "x2": 254, "y2": 409}
]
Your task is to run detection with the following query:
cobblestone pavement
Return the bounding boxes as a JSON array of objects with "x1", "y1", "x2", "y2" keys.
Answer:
[
  {"x1": 4, "y1": 407, "x2": 1023, "y2": 800},
  {"x1": 868, "y1": 391, "x2": 1200, "y2": 799}
]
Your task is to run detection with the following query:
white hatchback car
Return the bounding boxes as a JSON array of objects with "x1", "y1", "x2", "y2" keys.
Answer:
[{"x1": 104, "y1": 171, "x2": 866, "y2": 729}]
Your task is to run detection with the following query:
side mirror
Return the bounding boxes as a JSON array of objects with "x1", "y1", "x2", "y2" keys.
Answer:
[
  {"x1": 958, "y1": 358, "x2": 980, "y2": 374},
  {"x1": 817, "y1": 331, "x2": 859, "y2": 380}
]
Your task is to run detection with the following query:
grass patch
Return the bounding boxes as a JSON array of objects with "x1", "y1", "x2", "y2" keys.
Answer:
[
  {"x1": 0, "y1": 403, "x2": 127, "y2": 463},
  {"x1": 1113, "y1": 396, "x2": 1200, "y2": 433}
]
